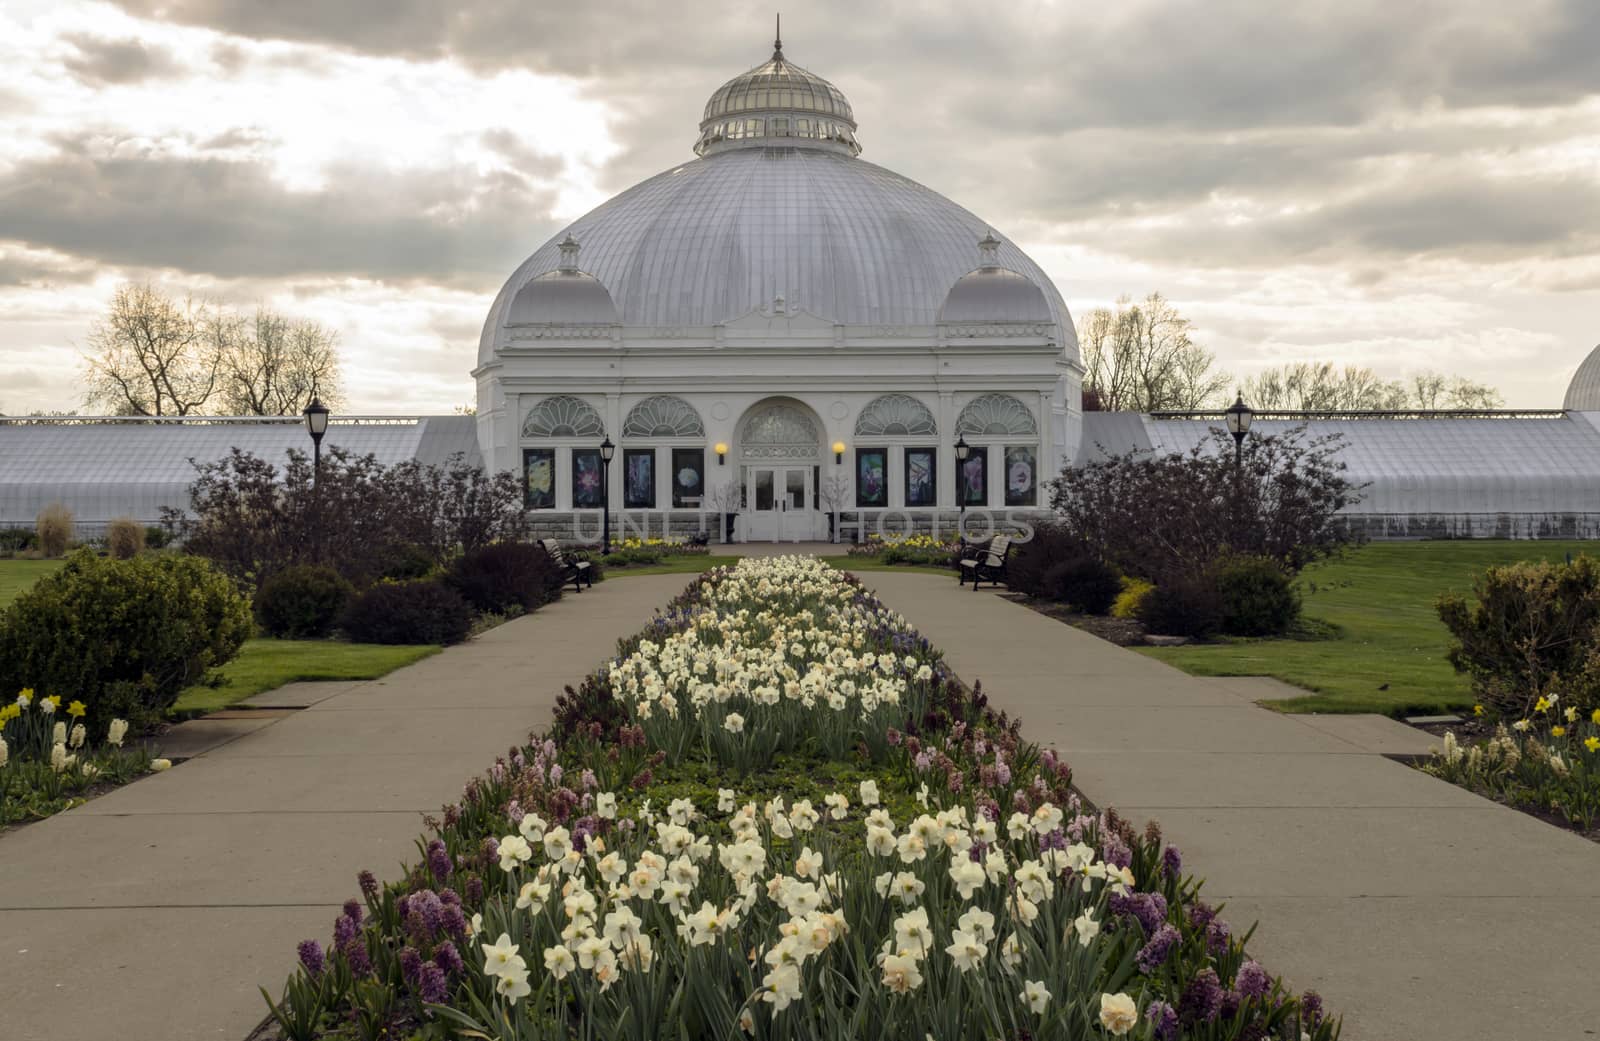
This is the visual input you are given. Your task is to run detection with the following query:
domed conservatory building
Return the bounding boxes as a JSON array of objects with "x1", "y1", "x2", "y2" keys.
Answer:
[{"x1": 473, "y1": 37, "x2": 1078, "y2": 540}]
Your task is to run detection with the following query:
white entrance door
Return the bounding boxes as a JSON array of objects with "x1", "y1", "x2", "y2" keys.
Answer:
[{"x1": 745, "y1": 466, "x2": 814, "y2": 541}]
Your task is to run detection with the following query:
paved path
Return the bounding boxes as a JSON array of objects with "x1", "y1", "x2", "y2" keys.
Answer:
[
  {"x1": 0, "y1": 574, "x2": 688, "y2": 1041},
  {"x1": 856, "y1": 571, "x2": 1600, "y2": 1041}
]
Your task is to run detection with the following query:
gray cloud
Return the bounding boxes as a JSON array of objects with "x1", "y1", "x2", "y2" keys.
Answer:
[
  {"x1": 62, "y1": 33, "x2": 181, "y2": 85},
  {"x1": 0, "y1": 136, "x2": 562, "y2": 286},
  {"x1": 0, "y1": 246, "x2": 97, "y2": 287}
]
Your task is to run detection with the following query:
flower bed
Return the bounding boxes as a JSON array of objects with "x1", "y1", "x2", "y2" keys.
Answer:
[
  {"x1": 264, "y1": 557, "x2": 1337, "y2": 1040},
  {"x1": 845, "y1": 534, "x2": 961, "y2": 569},
  {"x1": 599, "y1": 537, "x2": 710, "y2": 568},
  {"x1": 0, "y1": 690, "x2": 157, "y2": 827},
  {"x1": 1423, "y1": 700, "x2": 1600, "y2": 837}
]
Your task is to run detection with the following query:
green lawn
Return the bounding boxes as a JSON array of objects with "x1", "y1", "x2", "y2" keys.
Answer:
[
  {"x1": 602, "y1": 554, "x2": 741, "y2": 576},
  {"x1": 174, "y1": 639, "x2": 439, "y2": 714},
  {"x1": 0, "y1": 558, "x2": 63, "y2": 607},
  {"x1": 1140, "y1": 540, "x2": 1594, "y2": 716}
]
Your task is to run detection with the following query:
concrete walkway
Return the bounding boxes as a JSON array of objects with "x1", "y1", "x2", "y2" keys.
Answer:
[
  {"x1": 0, "y1": 574, "x2": 688, "y2": 1041},
  {"x1": 856, "y1": 571, "x2": 1600, "y2": 1041}
]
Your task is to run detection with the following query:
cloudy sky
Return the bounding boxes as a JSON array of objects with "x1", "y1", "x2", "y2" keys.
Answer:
[{"x1": 2, "y1": 0, "x2": 1597, "y2": 413}]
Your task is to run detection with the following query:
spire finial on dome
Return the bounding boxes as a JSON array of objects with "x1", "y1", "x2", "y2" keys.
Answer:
[
  {"x1": 558, "y1": 234, "x2": 580, "y2": 273},
  {"x1": 978, "y1": 230, "x2": 1001, "y2": 268},
  {"x1": 773, "y1": 13, "x2": 783, "y2": 57}
]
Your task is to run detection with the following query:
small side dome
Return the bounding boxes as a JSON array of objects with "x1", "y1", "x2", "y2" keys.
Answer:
[
  {"x1": 1564, "y1": 343, "x2": 1600, "y2": 410},
  {"x1": 938, "y1": 232, "x2": 1052, "y2": 324},
  {"x1": 507, "y1": 236, "x2": 620, "y2": 326}
]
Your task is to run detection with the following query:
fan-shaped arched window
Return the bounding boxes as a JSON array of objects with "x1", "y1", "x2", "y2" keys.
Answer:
[
  {"x1": 956, "y1": 394, "x2": 1037, "y2": 437},
  {"x1": 855, "y1": 394, "x2": 938, "y2": 437},
  {"x1": 740, "y1": 402, "x2": 821, "y2": 460},
  {"x1": 622, "y1": 396, "x2": 705, "y2": 438},
  {"x1": 522, "y1": 395, "x2": 605, "y2": 438}
]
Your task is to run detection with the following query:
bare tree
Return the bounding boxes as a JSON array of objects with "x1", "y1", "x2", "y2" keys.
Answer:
[
  {"x1": 1077, "y1": 293, "x2": 1229, "y2": 411},
  {"x1": 817, "y1": 474, "x2": 852, "y2": 543},
  {"x1": 217, "y1": 307, "x2": 342, "y2": 415},
  {"x1": 83, "y1": 284, "x2": 221, "y2": 415},
  {"x1": 1244, "y1": 362, "x2": 1502, "y2": 410}
]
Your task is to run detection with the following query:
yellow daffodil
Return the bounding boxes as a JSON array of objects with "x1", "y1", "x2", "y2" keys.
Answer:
[
  {"x1": 1473, "y1": 704, "x2": 1484, "y2": 717},
  {"x1": 1534, "y1": 696, "x2": 1550, "y2": 714},
  {"x1": 1592, "y1": 709, "x2": 1600, "y2": 725},
  {"x1": 67, "y1": 700, "x2": 87, "y2": 718},
  {"x1": 1551, "y1": 726, "x2": 1566, "y2": 738},
  {"x1": 1565, "y1": 707, "x2": 1578, "y2": 723},
  {"x1": 1585, "y1": 736, "x2": 1600, "y2": 754}
]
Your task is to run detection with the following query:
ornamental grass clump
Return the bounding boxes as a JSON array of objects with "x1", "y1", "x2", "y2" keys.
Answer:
[{"x1": 264, "y1": 557, "x2": 1339, "y2": 1040}]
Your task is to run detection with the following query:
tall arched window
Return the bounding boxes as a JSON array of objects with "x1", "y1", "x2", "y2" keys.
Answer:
[
  {"x1": 855, "y1": 394, "x2": 938, "y2": 436},
  {"x1": 955, "y1": 394, "x2": 1037, "y2": 436},
  {"x1": 622, "y1": 396, "x2": 705, "y2": 438},
  {"x1": 522, "y1": 395, "x2": 606, "y2": 438}
]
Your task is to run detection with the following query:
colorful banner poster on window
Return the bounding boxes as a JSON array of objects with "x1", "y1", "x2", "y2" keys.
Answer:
[
  {"x1": 856, "y1": 448, "x2": 888, "y2": 507},
  {"x1": 1005, "y1": 446, "x2": 1036, "y2": 506},
  {"x1": 960, "y1": 447, "x2": 987, "y2": 506},
  {"x1": 572, "y1": 448, "x2": 604, "y2": 509},
  {"x1": 523, "y1": 448, "x2": 555, "y2": 510},
  {"x1": 623, "y1": 449, "x2": 655, "y2": 509},
  {"x1": 905, "y1": 447, "x2": 937, "y2": 507},
  {"x1": 671, "y1": 447, "x2": 704, "y2": 507}
]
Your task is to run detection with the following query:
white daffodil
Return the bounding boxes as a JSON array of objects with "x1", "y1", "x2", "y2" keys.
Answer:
[
  {"x1": 1021, "y1": 980, "x2": 1051, "y2": 1015},
  {"x1": 1098, "y1": 992, "x2": 1138, "y2": 1035},
  {"x1": 497, "y1": 834, "x2": 533, "y2": 873},
  {"x1": 1073, "y1": 909, "x2": 1101, "y2": 947}
]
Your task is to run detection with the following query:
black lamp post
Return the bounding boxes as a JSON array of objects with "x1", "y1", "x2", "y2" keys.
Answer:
[
  {"x1": 954, "y1": 435, "x2": 970, "y2": 518},
  {"x1": 302, "y1": 396, "x2": 330, "y2": 476},
  {"x1": 1224, "y1": 393, "x2": 1254, "y2": 467},
  {"x1": 599, "y1": 436, "x2": 615, "y2": 555}
]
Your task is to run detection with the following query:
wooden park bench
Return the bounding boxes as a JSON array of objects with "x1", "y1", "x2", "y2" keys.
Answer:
[
  {"x1": 958, "y1": 535, "x2": 1012, "y2": 590},
  {"x1": 539, "y1": 538, "x2": 595, "y2": 592}
]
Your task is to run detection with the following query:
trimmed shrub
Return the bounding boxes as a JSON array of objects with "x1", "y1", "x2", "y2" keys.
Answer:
[
  {"x1": 1438, "y1": 555, "x2": 1600, "y2": 718},
  {"x1": 36, "y1": 502, "x2": 73, "y2": 557},
  {"x1": 0, "y1": 549, "x2": 252, "y2": 731},
  {"x1": 106, "y1": 517, "x2": 146, "y2": 560},
  {"x1": 255, "y1": 565, "x2": 353, "y2": 638},
  {"x1": 340, "y1": 579, "x2": 473, "y2": 646},
  {"x1": 1112, "y1": 577, "x2": 1154, "y2": 619},
  {"x1": 379, "y1": 542, "x2": 438, "y2": 582},
  {"x1": 1006, "y1": 522, "x2": 1090, "y2": 599},
  {"x1": 144, "y1": 525, "x2": 172, "y2": 550},
  {"x1": 446, "y1": 542, "x2": 565, "y2": 614},
  {"x1": 1214, "y1": 555, "x2": 1301, "y2": 636},
  {"x1": 0, "y1": 527, "x2": 36, "y2": 554},
  {"x1": 1136, "y1": 575, "x2": 1225, "y2": 639},
  {"x1": 1043, "y1": 556, "x2": 1122, "y2": 615}
]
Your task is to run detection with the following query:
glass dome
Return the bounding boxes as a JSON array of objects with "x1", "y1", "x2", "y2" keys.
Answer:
[{"x1": 695, "y1": 36, "x2": 860, "y2": 156}]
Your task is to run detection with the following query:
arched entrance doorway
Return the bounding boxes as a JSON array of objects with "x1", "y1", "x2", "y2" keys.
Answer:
[{"x1": 735, "y1": 397, "x2": 827, "y2": 541}]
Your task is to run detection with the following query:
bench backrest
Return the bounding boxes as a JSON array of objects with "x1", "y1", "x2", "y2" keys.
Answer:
[
  {"x1": 538, "y1": 538, "x2": 570, "y2": 563},
  {"x1": 985, "y1": 535, "x2": 1012, "y2": 565}
]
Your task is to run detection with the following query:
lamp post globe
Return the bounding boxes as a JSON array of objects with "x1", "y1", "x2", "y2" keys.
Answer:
[
  {"x1": 599, "y1": 437, "x2": 615, "y2": 555},
  {"x1": 1224, "y1": 393, "x2": 1254, "y2": 467},
  {"x1": 302, "y1": 396, "x2": 330, "y2": 475}
]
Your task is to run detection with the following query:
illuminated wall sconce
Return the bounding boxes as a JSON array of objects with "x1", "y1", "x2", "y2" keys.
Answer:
[
  {"x1": 715, "y1": 442, "x2": 728, "y2": 465},
  {"x1": 832, "y1": 440, "x2": 846, "y2": 464}
]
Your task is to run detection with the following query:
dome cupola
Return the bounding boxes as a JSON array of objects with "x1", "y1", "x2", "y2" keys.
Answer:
[
  {"x1": 506, "y1": 235, "x2": 621, "y2": 326},
  {"x1": 1565, "y1": 343, "x2": 1600, "y2": 410},
  {"x1": 939, "y1": 232, "x2": 1053, "y2": 324},
  {"x1": 694, "y1": 24, "x2": 860, "y2": 156}
]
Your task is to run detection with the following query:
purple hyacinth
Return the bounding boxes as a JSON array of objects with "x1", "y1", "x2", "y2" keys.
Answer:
[
  {"x1": 480, "y1": 837, "x2": 499, "y2": 865},
  {"x1": 358, "y1": 870, "x2": 378, "y2": 900},
  {"x1": 343, "y1": 898, "x2": 364, "y2": 925},
  {"x1": 1114, "y1": 891, "x2": 1167, "y2": 937},
  {"x1": 913, "y1": 752, "x2": 932, "y2": 772},
  {"x1": 1161, "y1": 845, "x2": 1183, "y2": 877},
  {"x1": 427, "y1": 840, "x2": 452, "y2": 882},
  {"x1": 1235, "y1": 959, "x2": 1271, "y2": 999},
  {"x1": 1144, "y1": 1000, "x2": 1179, "y2": 1041},
  {"x1": 1300, "y1": 991, "x2": 1325, "y2": 1029},
  {"x1": 1100, "y1": 833, "x2": 1133, "y2": 870},
  {"x1": 332, "y1": 913, "x2": 359, "y2": 949},
  {"x1": 1179, "y1": 968, "x2": 1224, "y2": 1025},
  {"x1": 433, "y1": 941, "x2": 464, "y2": 976},
  {"x1": 465, "y1": 876, "x2": 484, "y2": 905},
  {"x1": 440, "y1": 904, "x2": 467, "y2": 940},
  {"x1": 440, "y1": 888, "x2": 461, "y2": 907},
  {"x1": 549, "y1": 764, "x2": 563, "y2": 785},
  {"x1": 345, "y1": 937, "x2": 373, "y2": 977},
  {"x1": 297, "y1": 940, "x2": 325, "y2": 978},
  {"x1": 994, "y1": 759, "x2": 1012, "y2": 785},
  {"x1": 1206, "y1": 917, "x2": 1232, "y2": 954},
  {"x1": 399, "y1": 946, "x2": 423, "y2": 988},
  {"x1": 418, "y1": 963, "x2": 449, "y2": 1003},
  {"x1": 1136, "y1": 923, "x2": 1181, "y2": 974},
  {"x1": 580, "y1": 768, "x2": 597, "y2": 792}
]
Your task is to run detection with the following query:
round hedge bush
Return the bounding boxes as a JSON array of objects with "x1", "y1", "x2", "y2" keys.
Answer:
[
  {"x1": 340, "y1": 579, "x2": 473, "y2": 646},
  {"x1": 0, "y1": 549, "x2": 252, "y2": 731},
  {"x1": 1043, "y1": 556, "x2": 1122, "y2": 615},
  {"x1": 1213, "y1": 555, "x2": 1301, "y2": 636},
  {"x1": 1136, "y1": 575, "x2": 1225, "y2": 639},
  {"x1": 446, "y1": 542, "x2": 565, "y2": 615},
  {"x1": 255, "y1": 565, "x2": 353, "y2": 638}
]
